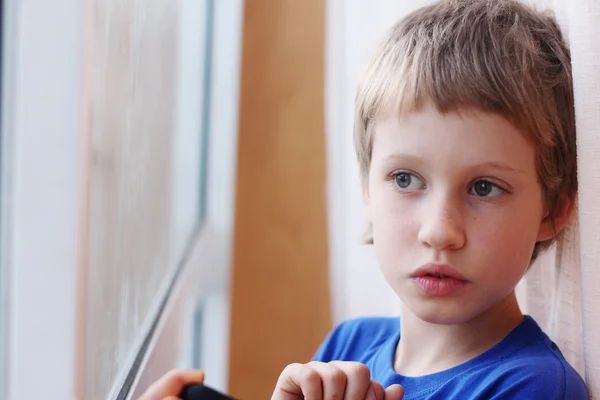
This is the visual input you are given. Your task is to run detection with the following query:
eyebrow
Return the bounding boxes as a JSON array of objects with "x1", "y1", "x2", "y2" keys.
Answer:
[
  {"x1": 380, "y1": 154, "x2": 527, "y2": 174},
  {"x1": 480, "y1": 162, "x2": 527, "y2": 174},
  {"x1": 381, "y1": 153, "x2": 425, "y2": 165}
]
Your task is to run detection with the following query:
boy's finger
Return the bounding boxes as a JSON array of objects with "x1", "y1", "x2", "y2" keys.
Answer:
[
  {"x1": 271, "y1": 363, "x2": 322, "y2": 400},
  {"x1": 308, "y1": 361, "x2": 347, "y2": 399},
  {"x1": 384, "y1": 384, "x2": 405, "y2": 400},
  {"x1": 330, "y1": 361, "x2": 372, "y2": 398},
  {"x1": 139, "y1": 369, "x2": 205, "y2": 400},
  {"x1": 365, "y1": 379, "x2": 386, "y2": 400}
]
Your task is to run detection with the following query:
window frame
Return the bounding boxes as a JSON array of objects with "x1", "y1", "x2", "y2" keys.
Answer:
[{"x1": 0, "y1": 0, "x2": 243, "y2": 398}]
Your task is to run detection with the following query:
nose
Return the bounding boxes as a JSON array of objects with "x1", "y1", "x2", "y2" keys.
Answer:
[{"x1": 417, "y1": 194, "x2": 466, "y2": 251}]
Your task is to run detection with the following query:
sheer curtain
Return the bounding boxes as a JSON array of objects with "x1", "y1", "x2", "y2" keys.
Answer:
[
  {"x1": 567, "y1": 0, "x2": 600, "y2": 394},
  {"x1": 325, "y1": 0, "x2": 598, "y2": 397}
]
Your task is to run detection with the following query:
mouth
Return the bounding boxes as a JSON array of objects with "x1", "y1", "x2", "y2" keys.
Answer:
[
  {"x1": 411, "y1": 263, "x2": 468, "y2": 281},
  {"x1": 424, "y1": 273, "x2": 454, "y2": 279},
  {"x1": 410, "y1": 263, "x2": 469, "y2": 297}
]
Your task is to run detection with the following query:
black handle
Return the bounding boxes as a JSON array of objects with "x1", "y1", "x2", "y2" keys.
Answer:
[{"x1": 179, "y1": 384, "x2": 238, "y2": 400}]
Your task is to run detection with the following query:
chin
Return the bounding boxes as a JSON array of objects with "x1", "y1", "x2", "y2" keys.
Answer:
[{"x1": 405, "y1": 299, "x2": 479, "y2": 326}]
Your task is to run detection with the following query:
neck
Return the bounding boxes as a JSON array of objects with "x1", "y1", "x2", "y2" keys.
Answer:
[{"x1": 394, "y1": 291, "x2": 524, "y2": 377}]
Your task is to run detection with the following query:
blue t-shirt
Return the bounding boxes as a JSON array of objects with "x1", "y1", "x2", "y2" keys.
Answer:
[{"x1": 313, "y1": 316, "x2": 588, "y2": 399}]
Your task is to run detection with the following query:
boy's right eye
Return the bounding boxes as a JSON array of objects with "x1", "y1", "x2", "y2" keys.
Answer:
[{"x1": 394, "y1": 172, "x2": 424, "y2": 190}]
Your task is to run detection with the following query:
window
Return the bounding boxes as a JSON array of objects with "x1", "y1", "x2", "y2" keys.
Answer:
[
  {"x1": 1, "y1": 0, "x2": 242, "y2": 398},
  {"x1": 82, "y1": 1, "x2": 210, "y2": 397}
]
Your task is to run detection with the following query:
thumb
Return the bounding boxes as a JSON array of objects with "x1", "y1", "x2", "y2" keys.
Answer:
[{"x1": 384, "y1": 384, "x2": 404, "y2": 400}]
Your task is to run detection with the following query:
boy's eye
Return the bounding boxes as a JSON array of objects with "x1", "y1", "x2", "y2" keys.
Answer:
[
  {"x1": 394, "y1": 172, "x2": 424, "y2": 190},
  {"x1": 471, "y1": 180, "x2": 503, "y2": 198}
]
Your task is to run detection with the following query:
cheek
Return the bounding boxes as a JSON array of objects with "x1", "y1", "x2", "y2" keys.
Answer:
[
  {"x1": 370, "y1": 185, "x2": 409, "y2": 234},
  {"x1": 469, "y1": 208, "x2": 539, "y2": 278},
  {"x1": 369, "y1": 188, "x2": 418, "y2": 263}
]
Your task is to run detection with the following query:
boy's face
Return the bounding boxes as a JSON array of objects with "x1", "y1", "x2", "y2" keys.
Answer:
[{"x1": 364, "y1": 103, "x2": 555, "y2": 325}]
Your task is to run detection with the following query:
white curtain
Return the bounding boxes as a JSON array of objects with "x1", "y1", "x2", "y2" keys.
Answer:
[
  {"x1": 325, "y1": 0, "x2": 598, "y2": 397},
  {"x1": 567, "y1": 0, "x2": 600, "y2": 394}
]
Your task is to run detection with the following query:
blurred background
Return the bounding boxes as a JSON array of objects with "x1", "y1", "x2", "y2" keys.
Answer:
[{"x1": 0, "y1": 0, "x2": 598, "y2": 399}]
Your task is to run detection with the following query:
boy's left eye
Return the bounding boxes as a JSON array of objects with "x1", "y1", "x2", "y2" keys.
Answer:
[{"x1": 470, "y1": 180, "x2": 503, "y2": 198}]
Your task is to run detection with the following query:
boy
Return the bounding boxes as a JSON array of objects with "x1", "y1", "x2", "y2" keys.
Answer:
[{"x1": 141, "y1": 0, "x2": 588, "y2": 398}]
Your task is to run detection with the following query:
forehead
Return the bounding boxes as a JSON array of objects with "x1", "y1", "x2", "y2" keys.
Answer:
[{"x1": 371, "y1": 104, "x2": 537, "y2": 171}]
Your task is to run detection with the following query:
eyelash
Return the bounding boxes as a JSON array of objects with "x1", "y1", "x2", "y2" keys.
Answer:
[{"x1": 389, "y1": 171, "x2": 508, "y2": 199}]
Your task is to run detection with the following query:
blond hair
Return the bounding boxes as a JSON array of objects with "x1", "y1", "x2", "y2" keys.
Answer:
[{"x1": 355, "y1": 0, "x2": 577, "y2": 259}]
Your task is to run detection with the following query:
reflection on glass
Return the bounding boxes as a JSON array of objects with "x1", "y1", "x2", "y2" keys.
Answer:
[{"x1": 84, "y1": 0, "x2": 209, "y2": 398}]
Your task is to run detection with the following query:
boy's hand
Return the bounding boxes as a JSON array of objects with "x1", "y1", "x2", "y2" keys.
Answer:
[
  {"x1": 138, "y1": 368, "x2": 205, "y2": 400},
  {"x1": 271, "y1": 361, "x2": 404, "y2": 400}
]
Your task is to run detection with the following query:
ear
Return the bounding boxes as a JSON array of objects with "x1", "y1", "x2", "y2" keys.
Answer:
[{"x1": 536, "y1": 194, "x2": 575, "y2": 242}]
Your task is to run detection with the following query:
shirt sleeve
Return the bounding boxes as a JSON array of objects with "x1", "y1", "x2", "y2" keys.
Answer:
[
  {"x1": 487, "y1": 364, "x2": 588, "y2": 400},
  {"x1": 312, "y1": 321, "x2": 348, "y2": 362}
]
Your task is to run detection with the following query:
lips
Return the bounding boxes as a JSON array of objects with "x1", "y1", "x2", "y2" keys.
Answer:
[
  {"x1": 411, "y1": 262, "x2": 468, "y2": 281},
  {"x1": 410, "y1": 263, "x2": 470, "y2": 297}
]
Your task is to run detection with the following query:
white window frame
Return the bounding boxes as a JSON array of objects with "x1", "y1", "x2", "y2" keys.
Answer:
[{"x1": 0, "y1": 0, "x2": 243, "y2": 398}]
